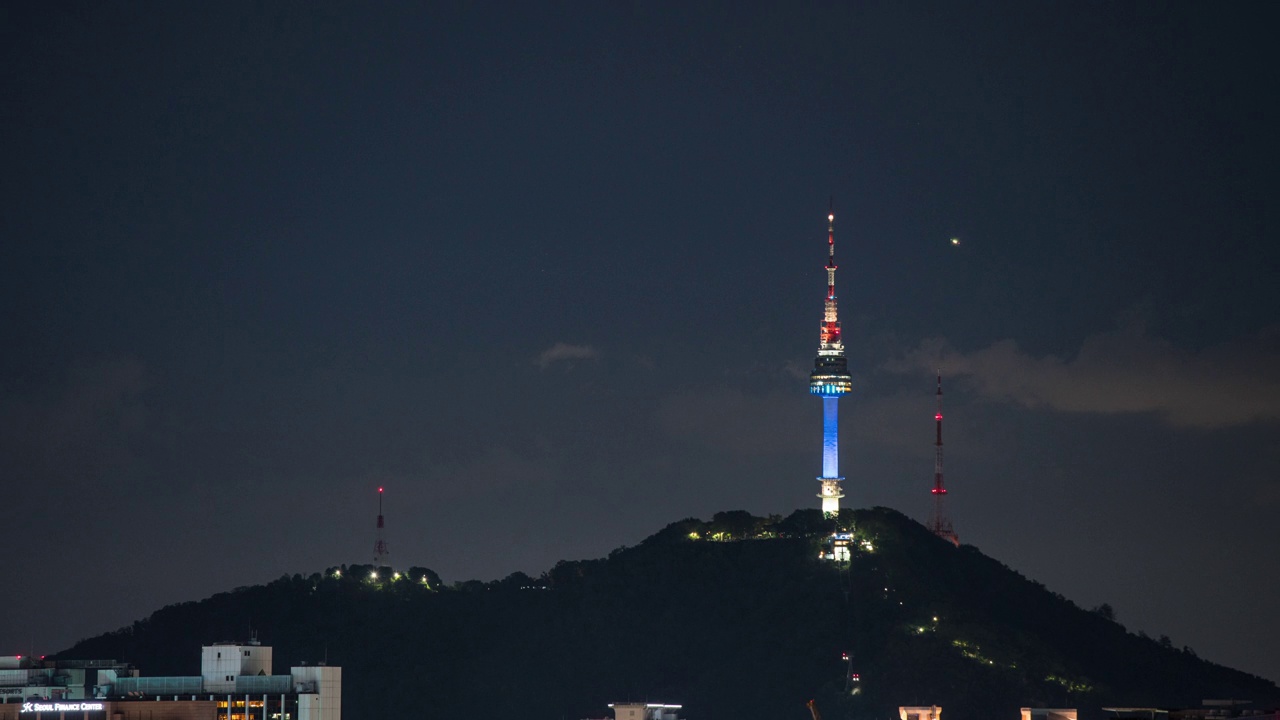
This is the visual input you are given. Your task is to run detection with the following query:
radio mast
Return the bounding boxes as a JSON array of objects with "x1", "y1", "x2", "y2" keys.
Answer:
[
  {"x1": 929, "y1": 375, "x2": 959, "y2": 546},
  {"x1": 373, "y1": 487, "x2": 390, "y2": 564}
]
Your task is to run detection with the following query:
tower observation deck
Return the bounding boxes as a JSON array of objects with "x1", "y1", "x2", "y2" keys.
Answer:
[{"x1": 810, "y1": 207, "x2": 853, "y2": 516}]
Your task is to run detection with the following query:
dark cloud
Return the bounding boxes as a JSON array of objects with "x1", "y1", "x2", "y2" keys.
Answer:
[
  {"x1": 889, "y1": 328, "x2": 1280, "y2": 429},
  {"x1": 535, "y1": 342, "x2": 601, "y2": 370}
]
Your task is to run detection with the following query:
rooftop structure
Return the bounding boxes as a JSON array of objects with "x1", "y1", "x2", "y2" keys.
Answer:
[
  {"x1": 901, "y1": 706, "x2": 943, "y2": 720},
  {"x1": 1022, "y1": 709, "x2": 1078, "y2": 720},
  {"x1": 0, "y1": 656, "x2": 135, "y2": 703},
  {"x1": 608, "y1": 703, "x2": 683, "y2": 720}
]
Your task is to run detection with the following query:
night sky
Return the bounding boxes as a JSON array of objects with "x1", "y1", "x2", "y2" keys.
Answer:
[{"x1": 4, "y1": 2, "x2": 1278, "y2": 685}]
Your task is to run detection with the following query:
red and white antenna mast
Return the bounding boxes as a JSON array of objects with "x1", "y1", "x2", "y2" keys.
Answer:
[
  {"x1": 373, "y1": 487, "x2": 390, "y2": 565},
  {"x1": 929, "y1": 373, "x2": 959, "y2": 546}
]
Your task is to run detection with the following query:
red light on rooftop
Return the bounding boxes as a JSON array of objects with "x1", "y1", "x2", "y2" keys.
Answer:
[{"x1": 935, "y1": 413, "x2": 943, "y2": 420}]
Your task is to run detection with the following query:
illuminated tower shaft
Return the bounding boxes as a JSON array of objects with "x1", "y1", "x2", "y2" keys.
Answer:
[
  {"x1": 373, "y1": 487, "x2": 390, "y2": 565},
  {"x1": 809, "y1": 207, "x2": 853, "y2": 516},
  {"x1": 822, "y1": 397, "x2": 839, "y2": 478},
  {"x1": 929, "y1": 376, "x2": 958, "y2": 546}
]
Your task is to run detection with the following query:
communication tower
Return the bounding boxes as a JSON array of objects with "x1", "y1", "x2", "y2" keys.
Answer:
[
  {"x1": 809, "y1": 204, "x2": 854, "y2": 516},
  {"x1": 929, "y1": 375, "x2": 959, "y2": 546},
  {"x1": 373, "y1": 487, "x2": 390, "y2": 564}
]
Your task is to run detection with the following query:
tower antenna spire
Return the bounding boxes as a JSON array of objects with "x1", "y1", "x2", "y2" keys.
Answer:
[
  {"x1": 810, "y1": 202, "x2": 853, "y2": 518},
  {"x1": 373, "y1": 486, "x2": 390, "y2": 565},
  {"x1": 826, "y1": 198, "x2": 836, "y2": 297},
  {"x1": 929, "y1": 373, "x2": 959, "y2": 546}
]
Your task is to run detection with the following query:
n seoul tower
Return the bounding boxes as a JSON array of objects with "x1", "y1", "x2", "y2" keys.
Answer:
[{"x1": 809, "y1": 205, "x2": 854, "y2": 516}]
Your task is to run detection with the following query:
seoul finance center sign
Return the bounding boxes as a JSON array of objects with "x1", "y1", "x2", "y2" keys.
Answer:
[{"x1": 21, "y1": 703, "x2": 106, "y2": 714}]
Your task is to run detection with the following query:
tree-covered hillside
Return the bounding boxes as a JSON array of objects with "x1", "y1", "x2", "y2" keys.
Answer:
[{"x1": 60, "y1": 508, "x2": 1278, "y2": 720}]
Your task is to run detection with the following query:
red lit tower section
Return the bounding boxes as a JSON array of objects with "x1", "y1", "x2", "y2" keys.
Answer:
[{"x1": 929, "y1": 375, "x2": 959, "y2": 546}]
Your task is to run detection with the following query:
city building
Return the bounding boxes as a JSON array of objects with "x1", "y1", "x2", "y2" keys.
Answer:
[
  {"x1": 0, "y1": 642, "x2": 339, "y2": 720},
  {"x1": 0, "y1": 656, "x2": 135, "y2": 702},
  {"x1": 901, "y1": 706, "x2": 943, "y2": 720},
  {"x1": 1105, "y1": 700, "x2": 1280, "y2": 720},
  {"x1": 607, "y1": 703, "x2": 683, "y2": 720},
  {"x1": 1022, "y1": 708, "x2": 1077, "y2": 720},
  {"x1": 818, "y1": 531, "x2": 853, "y2": 562}
]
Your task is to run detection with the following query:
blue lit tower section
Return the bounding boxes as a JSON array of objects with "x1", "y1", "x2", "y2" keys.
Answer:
[{"x1": 809, "y1": 209, "x2": 854, "y2": 516}]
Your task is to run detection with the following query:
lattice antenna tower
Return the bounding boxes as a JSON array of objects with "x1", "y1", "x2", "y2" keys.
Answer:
[
  {"x1": 929, "y1": 374, "x2": 959, "y2": 546},
  {"x1": 373, "y1": 486, "x2": 390, "y2": 565}
]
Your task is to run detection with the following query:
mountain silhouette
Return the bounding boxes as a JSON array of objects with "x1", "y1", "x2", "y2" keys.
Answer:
[{"x1": 59, "y1": 507, "x2": 1278, "y2": 720}]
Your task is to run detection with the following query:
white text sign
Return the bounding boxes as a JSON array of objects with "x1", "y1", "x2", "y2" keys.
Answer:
[{"x1": 20, "y1": 703, "x2": 105, "y2": 713}]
